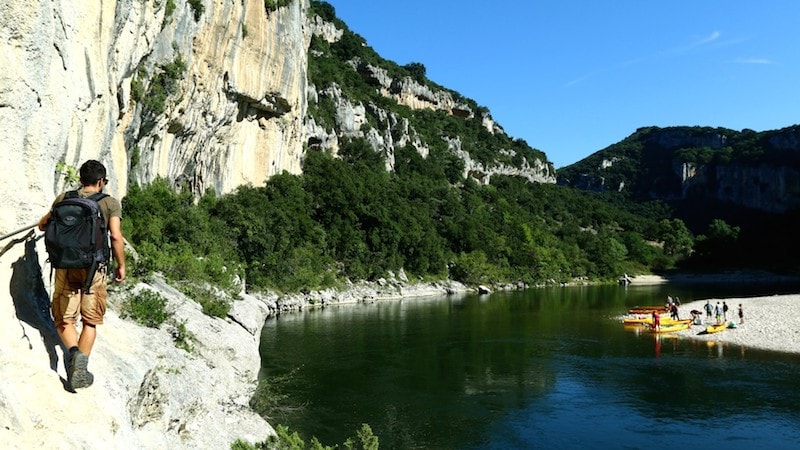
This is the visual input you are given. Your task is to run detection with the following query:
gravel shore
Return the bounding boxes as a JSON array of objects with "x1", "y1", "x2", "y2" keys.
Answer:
[
  {"x1": 624, "y1": 272, "x2": 800, "y2": 355},
  {"x1": 670, "y1": 295, "x2": 800, "y2": 354}
]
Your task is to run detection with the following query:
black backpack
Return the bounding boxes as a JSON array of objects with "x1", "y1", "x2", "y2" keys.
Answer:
[{"x1": 44, "y1": 191, "x2": 110, "y2": 293}]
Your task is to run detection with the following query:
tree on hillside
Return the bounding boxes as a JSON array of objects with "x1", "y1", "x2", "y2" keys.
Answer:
[
  {"x1": 659, "y1": 219, "x2": 694, "y2": 258},
  {"x1": 404, "y1": 62, "x2": 426, "y2": 82}
]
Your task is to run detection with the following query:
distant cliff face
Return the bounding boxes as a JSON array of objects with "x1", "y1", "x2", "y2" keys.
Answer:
[
  {"x1": 680, "y1": 162, "x2": 800, "y2": 214},
  {"x1": 303, "y1": 18, "x2": 555, "y2": 185},
  {"x1": 557, "y1": 126, "x2": 800, "y2": 214},
  {"x1": 0, "y1": 0, "x2": 311, "y2": 234}
]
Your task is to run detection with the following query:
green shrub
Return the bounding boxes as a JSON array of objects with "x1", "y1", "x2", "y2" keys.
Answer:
[
  {"x1": 119, "y1": 290, "x2": 170, "y2": 328},
  {"x1": 129, "y1": 146, "x2": 141, "y2": 169},
  {"x1": 449, "y1": 250, "x2": 502, "y2": 285},
  {"x1": 164, "y1": 0, "x2": 176, "y2": 17},
  {"x1": 171, "y1": 320, "x2": 195, "y2": 353},
  {"x1": 55, "y1": 161, "x2": 80, "y2": 186},
  {"x1": 232, "y1": 423, "x2": 378, "y2": 450},
  {"x1": 344, "y1": 424, "x2": 379, "y2": 450},
  {"x1": 265, "y1": 0, "x2": 292, "y2": 12},
  {"x1": 177, "y1": 283, "x2": 231, "y2": 318},
  {"x1": 139, "y1": 54, "x2": 186, "y2": 123},
  {"x1": 188, "y1": 0, "x2": 204, "y2": 21}
]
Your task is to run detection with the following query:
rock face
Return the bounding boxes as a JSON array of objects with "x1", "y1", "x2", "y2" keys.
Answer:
[
  {"x1": 306, "y1": 53, "x2": 555, "y2": 184},
  {"x1": 0, "y1": 0, "x2": 310, "y2": 235},
  {"x1": 681, "y1": 163, "x2": 800, "y2": 214}
]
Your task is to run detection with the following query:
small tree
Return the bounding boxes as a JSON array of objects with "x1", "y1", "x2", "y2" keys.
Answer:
[
  {"x1": 659, "y1": 218, "x2": 694, "y2": 258},
  {"x1": 404, "y1": 62, "x2": 426, "y2": 82}
]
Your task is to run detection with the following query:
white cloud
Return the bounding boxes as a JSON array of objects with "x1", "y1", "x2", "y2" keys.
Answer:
[
  {"x1": 689, "y1": 31, "x2": 721, "y2": 48},
  {"x1": 733, "y1": 58, "x2": 774, "y2": 65}
]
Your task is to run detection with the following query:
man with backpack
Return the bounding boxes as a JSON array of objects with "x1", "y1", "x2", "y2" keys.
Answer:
[{"x1": 38, "y1": 160, "x2": 126, "y2": 390}]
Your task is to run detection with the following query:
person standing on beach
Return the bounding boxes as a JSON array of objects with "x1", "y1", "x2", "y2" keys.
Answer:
[
  {"x1": 704, "y1": 301, "x2": 713, "y2": 319},
  {"x1": 715, "y1": 302, "x2": 722, "y2": 324},
  {"x1": 723, "y1": 301, "x2": 729, "y2": 321},
  {"x1": 738, "y1": 304, "x2": 744, "y2": 324}
]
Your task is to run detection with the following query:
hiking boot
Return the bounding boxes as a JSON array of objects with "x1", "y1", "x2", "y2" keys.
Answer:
[{"x1": 69, "y1": 351, "x2": 93, "y2": 389}]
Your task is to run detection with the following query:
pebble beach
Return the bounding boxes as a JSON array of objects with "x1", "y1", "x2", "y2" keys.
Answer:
[
  {"x1": 672, "y1": 295, "x2": 800, "y2": 354},
  {"x1": 627, "y1": 273, "x2": 800, "y2": 355}
]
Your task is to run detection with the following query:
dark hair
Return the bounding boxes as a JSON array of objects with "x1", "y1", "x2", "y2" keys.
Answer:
[{"x1": 79, "y1": 160, "x2": 107, "y2": 185}]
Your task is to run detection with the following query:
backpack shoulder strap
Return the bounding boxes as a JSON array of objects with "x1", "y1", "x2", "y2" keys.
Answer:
[
  {"x1": 87, "y1": 192, "x2": 109, "y2": 202},
  {"x1": 84, "y1": 192, "x2": 110, "y2": 294}
]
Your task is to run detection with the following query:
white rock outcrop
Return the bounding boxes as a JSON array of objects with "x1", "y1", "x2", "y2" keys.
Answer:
[{"x1": 0, "y1": 235, "x2": 273, "y2": 449}]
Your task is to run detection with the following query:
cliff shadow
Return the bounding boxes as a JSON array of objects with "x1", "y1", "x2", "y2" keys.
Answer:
[{"x1": 3, "y1": 232, "x2": 65, "y2": 375}]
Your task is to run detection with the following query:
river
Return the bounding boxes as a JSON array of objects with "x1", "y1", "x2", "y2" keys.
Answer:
[{"x1": 256, "y1": 282, "x2": 800, "y2": 449}]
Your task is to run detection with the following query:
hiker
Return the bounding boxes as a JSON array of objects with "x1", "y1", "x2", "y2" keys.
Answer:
[{"x1": 38, "y1": 160, "x2": 126, "y2": 389}]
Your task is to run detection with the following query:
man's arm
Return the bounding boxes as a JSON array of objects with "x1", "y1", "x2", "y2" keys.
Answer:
[{"x1": 108, "y1": 216, "x2": 126, "y2": 283}]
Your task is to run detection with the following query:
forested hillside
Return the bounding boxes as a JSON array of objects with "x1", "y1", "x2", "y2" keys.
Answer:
[
  {"x1": 122, "y1": 138, "x2": 684, "y2": 299},
  {"x1": 120, "y1": 2, "x2": 798, "y2": 301}
]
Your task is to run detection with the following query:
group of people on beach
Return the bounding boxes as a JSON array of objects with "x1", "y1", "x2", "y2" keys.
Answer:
[
  {"x1": 648, "y1": 295, "x2": 745, "y2": 331},
  {"x1": 703, "y1": 300, "x2": 745, "y2": 325}
]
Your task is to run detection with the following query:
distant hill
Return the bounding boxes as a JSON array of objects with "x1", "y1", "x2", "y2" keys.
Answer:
[
  {"x1": 556, "y1": 125, "x2": 800, "y2": 271},
  {"x1": 557, "y1": 125, "x2": 800, "y2": 225}
]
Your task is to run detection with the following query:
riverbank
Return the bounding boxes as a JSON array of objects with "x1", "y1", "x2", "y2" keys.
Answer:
[
  {"x1": 618, "y1": 270, "x2": 800, "y2": 354},
  {"x1": 630, "y1": 270, "x2": 800, "y2": 286},
  {"x1": 670, "y1": 294, "x2": 800, "y2": 354}
]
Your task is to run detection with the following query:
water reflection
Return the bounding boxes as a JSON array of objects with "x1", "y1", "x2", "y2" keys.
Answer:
[{"x1": 257, "y1": 284, "x2": 800, "y2": 448}]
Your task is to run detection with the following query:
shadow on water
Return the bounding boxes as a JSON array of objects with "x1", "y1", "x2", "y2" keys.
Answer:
[{"x1": 3, "y1": 232, "x2": 66, "y2": 377}]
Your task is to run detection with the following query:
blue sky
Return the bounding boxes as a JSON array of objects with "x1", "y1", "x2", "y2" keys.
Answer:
[{"x1": 326, "y1": 1, "x2": 800, "y2": 168}]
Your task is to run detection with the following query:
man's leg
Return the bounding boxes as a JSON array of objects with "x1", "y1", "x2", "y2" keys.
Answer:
[
  {"x1": 69, "y1": 322, "x2": 94, "y2": 389},
  {"x1": 69, "y1": 270, "x2": 106, "y2": 389},
  {"x1": 57, "y1": 322, "x2": 79, "y2": 349},
  {"x1": 77, "y1": 324, "x2": 96, "y2": 356}
]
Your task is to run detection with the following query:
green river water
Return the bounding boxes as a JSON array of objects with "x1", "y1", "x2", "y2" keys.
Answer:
[{"x1": 257, "y1": 282, "x2": 800, "y2": 449}]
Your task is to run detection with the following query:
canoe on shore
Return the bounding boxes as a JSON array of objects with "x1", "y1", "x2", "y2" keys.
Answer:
[
  {"x1": 647, "y1": 321, "x2": 691, "y2": 333},
  {"x1": 705, "y1": 322, "x2": 728, "y2": 334},
  {"x1": 623, "y1": 317, "x2": 690, "y2": 326}
]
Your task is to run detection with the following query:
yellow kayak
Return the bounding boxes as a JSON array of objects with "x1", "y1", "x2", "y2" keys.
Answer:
[
  {"x1": 705, "y1": 322, "x2": 727, "y2": 334},
  {"x1": 647, "y1": 321, "x2": 690, "y2": 333},
  {"x1": 623, "y1": 316, "x2": 689, "y2": 326}
]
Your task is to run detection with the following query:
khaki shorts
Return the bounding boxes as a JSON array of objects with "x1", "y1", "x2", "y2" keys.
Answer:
[{"x1": 52, "y1": 267, "x2": 107, "y2": 327}]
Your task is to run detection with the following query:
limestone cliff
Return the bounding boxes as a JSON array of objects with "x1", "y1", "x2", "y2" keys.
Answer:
[
  {"x1": 303, "y1": 18, "x2": 555, "y2": 184},
  {"x1": 1, "y1": 0, "x2": 311, "y2": 447},
  {"x1": 0, "y1": 0, "x2": 310, "y2": 235}
]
